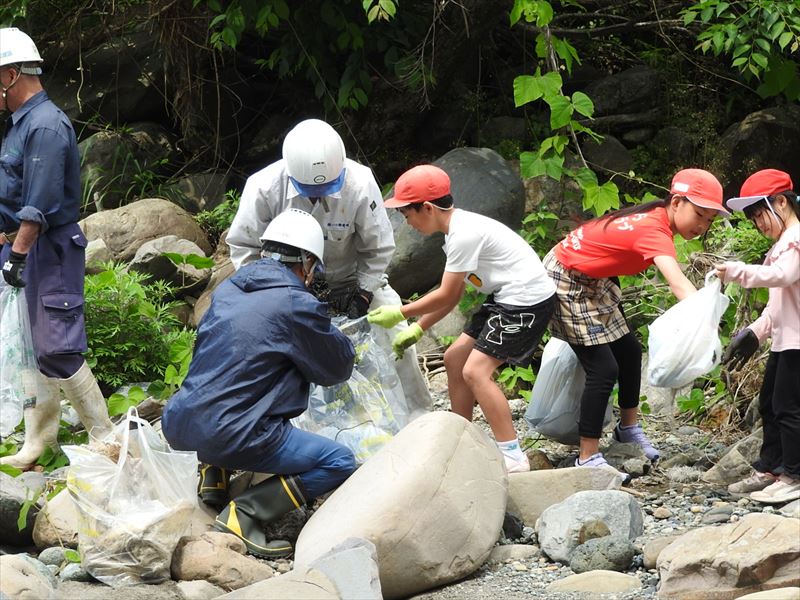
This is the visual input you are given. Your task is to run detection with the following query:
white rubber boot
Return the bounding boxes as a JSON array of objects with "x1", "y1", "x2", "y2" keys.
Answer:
[
  {"x1": 59, "y1": 361, "x2": 113, "y2": 442},
  {"x1": 0, "y1": 373, "x2": 61, "y2": 470}
]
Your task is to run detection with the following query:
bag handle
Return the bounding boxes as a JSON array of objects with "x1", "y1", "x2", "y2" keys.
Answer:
[
  {"x1": 704, "y1": 269, "x2": 720, "y2": 287},
  {"x1": 108, "y1": 407, "x2": 148, "y2": 498}
]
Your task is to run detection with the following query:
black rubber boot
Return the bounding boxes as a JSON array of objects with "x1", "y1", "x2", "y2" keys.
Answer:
[
  {"x1": 199, "y1": 465, "x2": 230, "y2": 509},
  {"x1": 213, "y1": 475, "x2": 306, "y2": 558}
]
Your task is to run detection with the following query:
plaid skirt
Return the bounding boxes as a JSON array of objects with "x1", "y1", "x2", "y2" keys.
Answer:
[{"x1": 542, "y1": 250, "x2": 630, "y2": 346}]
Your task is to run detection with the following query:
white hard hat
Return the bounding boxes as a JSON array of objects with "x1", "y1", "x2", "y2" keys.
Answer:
[
  {"x1": 282, "y1": 119, "x2": 346, "y2": 197},
  {"x1": 259, "y1": 208, "x2": 325, "y2": 265},
  {"x1": 0, "y1": 28, "x2": 43, "y2": 74}
]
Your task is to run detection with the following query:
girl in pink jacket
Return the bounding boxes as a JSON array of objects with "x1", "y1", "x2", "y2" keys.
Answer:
[{"x1": 716, "y1": 169, "x2": 800, "y2": 505}]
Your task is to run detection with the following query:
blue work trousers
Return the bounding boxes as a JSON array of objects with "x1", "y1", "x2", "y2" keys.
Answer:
[{"x1": 1, "y1": 223, "x2": 87, "y2": 378}]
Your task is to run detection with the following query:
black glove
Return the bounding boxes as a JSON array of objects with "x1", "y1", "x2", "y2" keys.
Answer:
[
  {"x1": 2, "y1": 250, "x2": 27, "y2": 287},
  {"x1": 346, "y1": 289, "x2": 373, "y2": 318},
  {"x1": 722, "y1": 329, "x2": 759, "y2": 370}
]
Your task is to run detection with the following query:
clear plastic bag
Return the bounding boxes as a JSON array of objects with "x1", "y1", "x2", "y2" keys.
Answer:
[
  {"x1": 524, "y1": 338, "x2": 612, "y2": 445},
  {"x1": 647, "y1": 272, "x2": 730, "y2": 388},
  {"x1": 292, "y1": 317, "x2": 402, "y2": 463},
  {"x1": 63, "y1": 408, "x2": 198, "y2": 587},
  {"x1": 0, "y1": 286, "x2": 44, "y2": 437}
]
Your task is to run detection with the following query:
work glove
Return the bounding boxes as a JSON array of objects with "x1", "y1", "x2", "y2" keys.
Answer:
[
  {"x1": 367, "y1": 305, "x2": 405, "y2": 329},
  {"x1": 346, "y1": 289, "x2": 373, "y2": 319},
  {"x1": 2, "y1": 250, "x2": 27, "y2": 288},
  {"x1": 722, "y1": 329, "x2": 759, "y2": 370},
  {"x1": 392, "y1": 323, "x2": 424, "y2": 360}
]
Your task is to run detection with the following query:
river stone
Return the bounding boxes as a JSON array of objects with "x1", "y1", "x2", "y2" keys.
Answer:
[
  {"x1": 170, "y1": 532, "x2": 273, "y2": 591},
  {"x1": 657, "y1": 513, "x2": 800, "y2": 599},
  {"x1": 0, "y1": 554, "x2": 57, "y2": 600},
  {"x1": 0, "y1": 472, "x2": 44, "y2": 548},
  {"x1": 507, "y1": 466, "x2": 625, "y2": 526},
  {"x1": 547, "y1": 570, "x2": 642, "y2": 594},
  {"x1": 32, "y1": 489, "x2": 80, "y2": 549},
  {"x1": 538, "y1": 490, "x2": 644, "y2": 563},
  {"x1": 79, "y1": 198, "x2": 212, "y2": 262},
  {"x1": 387, "y1": 147, "x2": 525, "y2": 298},
  {"x1": 569, "y1": 535, "x2": 637, "y2": 574},
  {"x1": 738, "y1": 589, "x2": 800, "y2": 600},
  {"x1": 702, "y1": 429, "x2": 763, "y2": 485},
  {"x1": 643, "y1": 534, "x2": 680, "y2": 569},
  {"x1": 219, "y1": 566, "x2": 338, "y2": 600},
  {"x1": 294, "y1": 411, "x2": 507, "y2": 599}
]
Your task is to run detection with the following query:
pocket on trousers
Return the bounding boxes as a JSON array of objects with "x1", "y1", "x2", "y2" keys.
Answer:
[{"x1": 41, "y1": 293, "x2": 87, "y2": 354}]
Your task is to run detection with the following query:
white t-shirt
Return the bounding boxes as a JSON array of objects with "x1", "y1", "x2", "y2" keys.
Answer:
[{"x1": 444, "y1": 209, "x2": 556, "y2": 306}]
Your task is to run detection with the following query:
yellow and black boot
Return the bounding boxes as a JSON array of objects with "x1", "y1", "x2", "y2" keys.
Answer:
[
  {"x1": 213, "y1": 475, "x2": 306, "y2": 559},
  {"x1": 199, "y1": 465, "x2": 230, "y2": 508}
]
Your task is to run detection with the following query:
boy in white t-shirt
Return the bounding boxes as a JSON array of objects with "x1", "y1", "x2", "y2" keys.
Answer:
[{"x1": 368, "y1": 164, "x2": 557, "y2": 473}]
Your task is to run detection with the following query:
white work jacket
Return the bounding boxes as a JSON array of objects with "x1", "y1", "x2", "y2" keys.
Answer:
[{"x1": 227, "y1": 158, "x2": 395, "y2": 292}]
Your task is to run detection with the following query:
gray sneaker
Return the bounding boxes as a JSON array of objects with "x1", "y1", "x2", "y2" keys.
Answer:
[
  {"x1": 575, "y1": 452, "x2": 631, "y2": 484},
  {"x1": 727, "y1": 471, "x2": 777, "y2": 496}
]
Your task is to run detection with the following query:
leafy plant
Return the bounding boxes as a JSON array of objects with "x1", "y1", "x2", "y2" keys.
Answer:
[
  {"x1": 195, "y1": 189, "x2": 241, "y2": 245},
  {"x1": 107, "y1": 386, "x2": 148, "y2": 417},
  {"x1": 84, "y1": 264, "x2": 195, "y2": 393},
  {"x1": 457, "y1": 284, "x2": 486, "y2": 315},
  {"x1": 682, "y1": 0, "x2": 800, "y2": 100},
  {"x1": 511, "y1": 0, "x2": 619, "y2": 217},
  {"x1": 497, "y1": 364, "x2": 536, "y2": 401}
]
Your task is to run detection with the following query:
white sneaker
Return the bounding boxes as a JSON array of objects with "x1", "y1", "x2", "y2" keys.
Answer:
[
  {"x1": 750, "y1": 475, "x2": 800, "y2": 504},
  {"x1": 504, "y1": 453, "x2": 530, "y2": 474}
]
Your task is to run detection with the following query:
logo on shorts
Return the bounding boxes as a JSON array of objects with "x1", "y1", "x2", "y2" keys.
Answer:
[
  {"x1": 467, "y1": 273, "x2": 483, "y2": 287},
  {"x1": 485, "y1": 313, "x2": 536, "y2": 345},
  {"x1": 587, "y1": 324, "x2": 605, "y2": 334}
]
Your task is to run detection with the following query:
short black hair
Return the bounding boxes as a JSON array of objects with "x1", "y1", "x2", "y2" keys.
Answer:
[{"x1": 404, "y1": 194, "x2": 454, "y2": 211}]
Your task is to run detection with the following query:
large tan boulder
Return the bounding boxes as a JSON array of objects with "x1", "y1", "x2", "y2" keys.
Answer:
[
  {"x1": 294, "y1": 411, "x2": 507, "y2": 599},
  {"x1": 0, "y1": 554, "x2": 57, "y2": 600},
  {"x1": 220, "y1": 567, "x2": 339, "y2": 600},
  {"x1": 79, "y1": 198, "x2": 212, "y2": 262},
  {"x1": 507, "y1": 466, "x2": 624, "y2": 525},
  {"x1": 657, "y1": 513, "x2": 800, "y2": 599}
]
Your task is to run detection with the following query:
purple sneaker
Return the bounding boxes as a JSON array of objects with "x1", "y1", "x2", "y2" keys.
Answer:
[{"x1": 614, "y1": 423, "x2": 660, "y2": 461}]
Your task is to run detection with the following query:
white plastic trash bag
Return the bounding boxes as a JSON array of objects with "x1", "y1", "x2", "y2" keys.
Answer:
[
  {"x1": 63, "y1": 408, "x2": 198, "y2": 587},
  {"x1": 293, "y1": 317, "x2": 401, "y2": 463},
  {"x1": 0, "y1": 285, "x2": 45, "y2": 437},
  {"x1": 647, "y1": 272, "x2": 730, "y2": 388},
  {"x1": 524, "y1": 338, "x2": 612, "y2": 445}
]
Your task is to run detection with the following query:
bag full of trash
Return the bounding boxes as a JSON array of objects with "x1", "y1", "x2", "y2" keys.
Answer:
[
  {"x1": 647, "y1": 272, "x2": 730, "y2": 388},
  {"x1": 63, "y1": 408, "x2": 198, "y2": 587},
  {"x1": 293, "y1": 316, "x2": 402, "y2": 463}
]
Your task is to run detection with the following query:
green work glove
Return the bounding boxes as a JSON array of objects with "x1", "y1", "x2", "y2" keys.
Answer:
[
  {"x1": 392, "y1": 323, "x2": 424, "y2": 360},
  {"x1": 367, "y1": 305, "x2": 405, "y2": 329}
]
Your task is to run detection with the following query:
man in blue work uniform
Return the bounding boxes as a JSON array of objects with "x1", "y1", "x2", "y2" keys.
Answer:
[
  {"x1": 161, "y1": 208, "x2": 357, "y2": 558},
  {"x1": 0, "y1": 28, "x2": 113, "y2": 469}
]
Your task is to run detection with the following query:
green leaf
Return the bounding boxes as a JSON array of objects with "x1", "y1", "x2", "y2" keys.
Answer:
[
  {"x1": 535, "y1": 0, "x2": 554, "y2": 27},
  {"x1": 184, "y1": 254, "x2": 214, "y2": 269},
  {"x1": 547, "y1": 94, "x2": 573, "y2": 129},
  {"x1": 379, "y1": 0, "x2": 396, "y2": 18},
  {"x1": 778, "y1": 31, "x2": 794, "y2": 50},
  {"x1": 510, "y1": 0, "x2": 524, "y2": 25},
  {"x1": 0, "y1": 464, "x2": 22, "y2": 477},
  {"x1": 573, "y1": 167, "x2": 598, "y2": 188},
  {"x1": 107, "y1": 393, "x2": 135, "y2": 417},
  {"x1": 64, "y1": 549, "x2": 81, "y2": 563},
  {"x1": 571, "y1": 91, "x2": 594, "y2": 118},
  {"x1": 519, "y1": 152, "x2": 546, "y2": 179},
  {"x1": 513, "y1": 75, "x2": 544, "y2": 107},
  {"x1": 17, "y1": 499, "x2": 34, "y2": 532},
  {"x1": 682, "y1": 10, "x2": 697, "y2": 25},
  {"x1": 273, "y1": 0, "x2": 290, "y2": 19},
  {"x1": 752, "y1": 52, "x2": 768, "y2": 69}
]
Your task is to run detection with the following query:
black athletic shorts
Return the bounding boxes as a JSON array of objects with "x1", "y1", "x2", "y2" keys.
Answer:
[{"x1": 463, "y1": 294, "x2": 556, "y2": 365}]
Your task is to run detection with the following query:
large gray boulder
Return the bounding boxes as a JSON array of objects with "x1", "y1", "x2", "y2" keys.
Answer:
[
  {"x1": 78, "y1": 123, "x2": 178, "y2": 211},
  {"x1": 79, "y1": 198, "x2": 212, "y2": 262},
  {"x1": 0, "y1": 554, "x2": 57, "y2": 600},
  {"x1": 657, "y1": 513, "x2": 800, "y2": 599},
  {"x1": 294, "y1": 411, "x2": 507, "y2": 599},
  {"x1": 45, "y1": 31, "x2": 166, "y2": 126},
  {"x1": 386, "y1": 147, "x2": 526, "y2": 298},
  {"x1": 702, "y1": 428, "x2": 763, "y2": 486},
  {"x1": 129, "y1": 235, "x2": 211, "y2": 296},
  {"x1": 713, "y1": 105, "x2": 800, "y2": 200},
  {"x1": 537, "y1": 490, "x2": 644, "y2": 563},
  {"x1": 0, "y1": 472, "x2": 45, "y2": 547}
]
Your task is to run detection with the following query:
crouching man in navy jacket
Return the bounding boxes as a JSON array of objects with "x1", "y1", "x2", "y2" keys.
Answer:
[{"x1": 162, "y1": 208, "x2": 356, "y2": 558}]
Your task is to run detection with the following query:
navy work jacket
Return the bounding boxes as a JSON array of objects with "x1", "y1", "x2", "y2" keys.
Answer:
[
  {"x1": 0, "y1": 92, "x2": 80, "y2": 233},
  {"x1": 161, "y1": 258, "x2": 355, "y2": 466}
]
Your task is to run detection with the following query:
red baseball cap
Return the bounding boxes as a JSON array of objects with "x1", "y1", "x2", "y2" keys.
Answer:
[
  {"x1": 670, "y1": 168, "x2": 729, "y2": 216},
  {"x1": 727, "y1": 169, "x2": 794, "y2": 212},
  {"x1": 384, "y1": 165, "x2": 451, "y2": 208}
]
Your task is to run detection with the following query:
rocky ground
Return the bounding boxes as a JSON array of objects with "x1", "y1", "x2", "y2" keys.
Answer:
[{"x1": 3, "y1": 380, "x2": 798, "y2": 600}]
